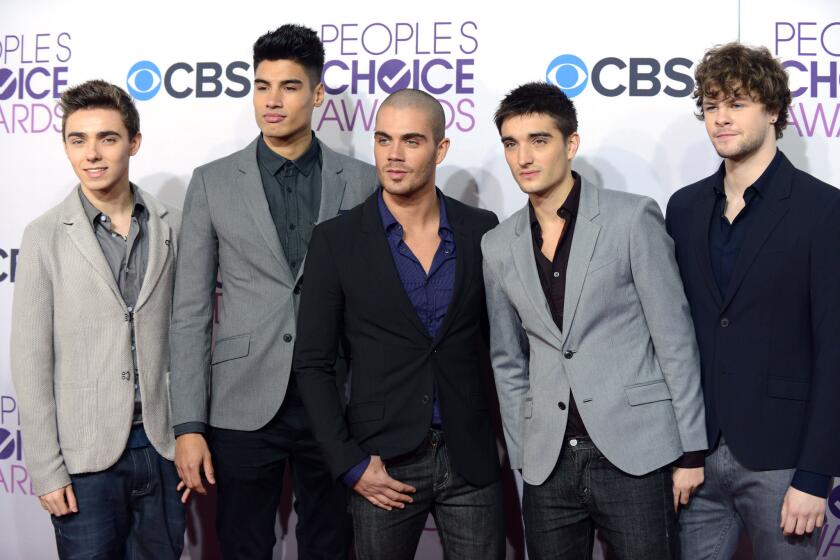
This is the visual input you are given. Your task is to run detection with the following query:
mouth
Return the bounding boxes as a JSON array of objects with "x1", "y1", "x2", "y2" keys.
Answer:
[
  {"x1": 519, "y1": 170, "x2": 540, "y2": 179},
  {"x1": 385, "y1": 168, "x2": 409, "y2": 180},
  {"x1": 264, "y1": 113, "x2": 286, "y2": 124},
  {"x1": 83, "y1": 167, "x2": 108, "y2": 178},
  {"x1": 715, "y1": 132, "x2": 738, "y2": 140}
]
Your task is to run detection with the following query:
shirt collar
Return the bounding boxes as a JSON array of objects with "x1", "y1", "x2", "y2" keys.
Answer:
[
  {"x1": 78, "y1": 184, "x2": 146, "y2": 226},
  {"x1": 257, "y1": 132, "x2": 321, "y2": 177},
  {"x1": 378, "y1": 188, "x2": 452, "y2": 238},
  {"x1": 711, "y1": 148, "x2": 782, "y2": 198},
  {"x1": 529, "y1": 171, "x2": 582, "y2": 230}
]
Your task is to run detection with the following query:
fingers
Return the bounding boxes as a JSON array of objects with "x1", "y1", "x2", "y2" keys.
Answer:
[
  {"x1": 203, "y1": 454, "x2": 216, "y2": 485},
  {"x1": 673, "y1": 487, "x2": 680, "y2": 512},
  {"x1": 42, "y1": 488, "x2": 72, "y2": 517},
  {"x1": 65, "y1": 485, "x2": 78, "y2": 513},
  {"x1": 180, "y1": 487, "x2": 193, "y2": 504}
]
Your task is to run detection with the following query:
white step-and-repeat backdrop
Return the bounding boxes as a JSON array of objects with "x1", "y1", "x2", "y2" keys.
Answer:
[{"x1": 1, "y1": 0, "x2": 838, "y2": 558}]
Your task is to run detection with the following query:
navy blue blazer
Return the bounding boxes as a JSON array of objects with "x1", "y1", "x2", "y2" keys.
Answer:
[{"x1": 666, "y1": 152, "x2": 840, "y2": 487}]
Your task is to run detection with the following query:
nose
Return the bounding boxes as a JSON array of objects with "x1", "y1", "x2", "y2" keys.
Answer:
[
  {"x1": 387, "y1": 141, "x2": 405, "y2": 162},
  {"x1": 85, "y1": 142, "x2": 101, "y2": 161},
  {"x1": 714, "y1": 105, "x2": 731, "y2": 126},
  {"x1": 265, "y1": 87, "x2": 283, "y2": 108},
  {"x1": 517, "y1": 144, "x2": 534, "y2": 167}
]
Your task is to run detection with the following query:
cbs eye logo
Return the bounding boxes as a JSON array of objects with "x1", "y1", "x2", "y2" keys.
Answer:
[
  {"x1": 546, "y1": 54, "x2": 589, "y2": 98},
  {"x1": 126, "y1": 61, "x2": 162, "y2": 101}
]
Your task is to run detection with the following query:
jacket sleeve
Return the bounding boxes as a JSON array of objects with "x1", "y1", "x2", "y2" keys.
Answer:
[
  {"x1": 629, "y1": 197, "x2": 708, "y2": 454},
  {"x1": 293, "y1": 224, "x2": 368, "y2": 480},
  {"x1": 481, "y1": 234, "x2": 530, "y2": 470},
  {"x1": 10, "y1": 224, "x2": 70, "y2": 496},
  {"x1": 169, "y1": 168, "x2": 218, "y2": 429}
]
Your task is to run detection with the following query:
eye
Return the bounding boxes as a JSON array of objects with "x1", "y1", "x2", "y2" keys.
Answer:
[
  {"x1": 405, "y1": 139, "x2": 418, "y2": 146},
  {"x1": 284, "y1": 85, "x2": 299, "y2": 92},
  {"x1": 102, "y1": 137, "x2": 117, "y2": 144},
  {"x1": 376, "y1": 137, "x2": 389, "y2": 146},
  {"x1": 502, "y1": 141, "x2": 515, "y2": 149},
  {"x1": 533, "y1": 138, "x2": 547, "y2": 145}
]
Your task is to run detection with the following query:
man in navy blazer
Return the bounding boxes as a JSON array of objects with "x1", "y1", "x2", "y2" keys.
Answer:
[{"x1": 667, "y1": 42, "x2": 840, "y2": 559}]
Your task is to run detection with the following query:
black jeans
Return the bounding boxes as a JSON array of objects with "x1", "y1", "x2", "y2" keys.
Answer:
[
  {"x1": 523, "y1": 436, "x2": 678, "y2": 560},
  {"x1": 51, "y1": 426, "x2": 185, "y2": 560},
  {"x1": 210, "y1": 387, "x2": 351, "y2": 560},
  {"x1": 349, "y1": 428, "x2": 505, "y2": 560}
]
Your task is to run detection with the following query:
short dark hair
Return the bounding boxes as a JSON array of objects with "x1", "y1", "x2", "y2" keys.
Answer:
[
  {"x1": 494, "y1": 82, "x2": 578, "y2": 138},
  {"x1": 59, "y1": 80, "x2": 140, "y2": 140},
  {"x1": 693, "y1": 42, "x2": 791, "y2": 139},
  {"x1": 253, "y1": 24, "x2": 325, "y2": 89},
  {"x1": 378, "y1": 88, "x2": 446, "y2": 143}
]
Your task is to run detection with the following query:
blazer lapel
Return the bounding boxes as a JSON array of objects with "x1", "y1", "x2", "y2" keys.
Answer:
[
  {"x1": 721, "y1": 158, "x2": 793, "y2": 310},
  {"x1": 431, "y1": 196, "x2": 472, "y2": 346},
  {"x1": 360, "y1": 194, "x2": 430, "y2": 340},
  {"x1": 237, "y1": 138, "x2": 294, "y2": 282},
  {"x1": 561, "y1": 180, "x2": 600, "y2": 347},
  {"x1": 511, "y1": 206, "x2": 564, "y2": 346},
  {"x1": 59, "y1": 189, "x2": 125, "y2": 306},
  {"x1": 295, "y1": 141, "x2": 348, "y2": 284},
  {"x1": 134, "y1": 190, "x2": 172, "y2": 311},
  {"x1": 693, "y1": 181, "x2": 723, "y2": 308}
]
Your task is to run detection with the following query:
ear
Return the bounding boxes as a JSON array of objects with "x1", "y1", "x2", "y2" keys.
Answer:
[
  {"x1": 129, "y1": 132, "x2": 143, "y2": 156},
  {"x1": 565, "y1": 132, "x2": 580, "y2": 160},
  {"x1": 435, "y1": 137, "x2": 451, "y2": 165},
  {"x1": 313, "y1": 82, "x2": 325, "y2": 108}
]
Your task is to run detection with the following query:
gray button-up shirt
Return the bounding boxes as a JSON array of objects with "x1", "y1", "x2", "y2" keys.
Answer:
[
  {"x1": 79, "y1": 186, "x2": 148, "y2": 424},
  {"x1": 257, "y1": 133, "x2": 322, "y2": 276}
]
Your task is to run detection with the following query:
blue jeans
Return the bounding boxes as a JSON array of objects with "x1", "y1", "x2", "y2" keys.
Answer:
[
  {"x1": 679, "y1": 437, "x2": 821, "y2": 560},
  {"x1": 523, "y1": 436, "x2": 678, "y2": 560},
  {"x1": 349, "y1": 428, "x2": 504, "y2": 560},
  {"x1": 50, "y1": 426, "x2": 185, "y2": 560}
]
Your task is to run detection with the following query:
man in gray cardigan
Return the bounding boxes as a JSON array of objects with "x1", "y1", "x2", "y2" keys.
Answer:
[
  {"x1": 10, "y1": 80, "x2": 184, "y2": 559},
  {"x1": 169, "y1": 25, "x2": 376, "y2": 559},
  {"x1": 482, "y1": 82, "x2": 708, "y2": 559}
]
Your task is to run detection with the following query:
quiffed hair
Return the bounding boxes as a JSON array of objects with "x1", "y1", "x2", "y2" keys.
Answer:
[
  {"x1": 60, "y1": 80, "x2": 140, "y2": 140},
  {"x1": 253, "y1": 24, "x2": 325, "y2": 88},
  {"x1": 494, "y1": 82, "x2": 578, "y2": 138}
]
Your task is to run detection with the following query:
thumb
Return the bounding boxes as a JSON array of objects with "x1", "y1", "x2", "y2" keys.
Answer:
[{"x1": 65, "y1": 485, "x2": 78, "y2": 513}]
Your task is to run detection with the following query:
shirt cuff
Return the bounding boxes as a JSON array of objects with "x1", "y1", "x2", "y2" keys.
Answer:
[
  {"x1": 790, "y1": 470, "x2": 832, "y2": 499},
  {"x1": 173, "y1": 422, "x2": 207, "y2": 437},
  {"x1": 674, "y1": 451, "x2": 706, "y2": 469},
  {"x1": 341, "y1": 457, "x2": 371, "y2": 488}
]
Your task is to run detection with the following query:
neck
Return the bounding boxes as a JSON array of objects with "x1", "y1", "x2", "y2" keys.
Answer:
[
  {"x1": 723, "y1": 140, "x2": 777, "y2": 197},
  {"x1": 81, "y1": 179, "x2": 134, "y2": 217},
  {"x1": 263, "y1": 128, "x2": 313, "y2": 160},
  {"x1": 529, "y1": 171, "x2": 575, "y2": 226},
  {"x1": 382, "y1": 182, "x2": 439, "y2": 228}
]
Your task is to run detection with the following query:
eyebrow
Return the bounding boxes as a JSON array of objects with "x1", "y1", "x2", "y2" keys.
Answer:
[
  {"x1": 500, "y1": 131, "x2": 554, "y2": 143},
  {"x1": 374, "y1": 131, "x2": 428, "y2": 141},
  {"x1": 66, "y1": 130, "x2": 122, "y2": 140},
  {"x1": 254, "y1": 78, "x2": 304, "y2": 86}
]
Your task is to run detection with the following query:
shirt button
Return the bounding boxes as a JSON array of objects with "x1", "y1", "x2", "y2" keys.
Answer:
[
  {"x1": 99, "y1": 215, "x2": 107, "y2": 222},
  {"x1": 569, "y1": 438, "x2": 578, "y2": 447},
  {"x1": 283, "y1": 334, "x2": 293, "y2": 343},
  {"x1": 558, "y1": 402, "x2": 567, "y2": 410},
  {"x1": 289, "y1": 224, "x2": 296, "y2": 230},
  {"x1": 564, "y1": 350, "x2": 574, "y2": 359},
  {"x1": 553, "y1": 271, "x2": 560, "y2": 278},
  {"x1": 421, "y1": 395, "x2": 430, "y2": 404},
  {"x1": 127, "y1": 306, "x2": 133, "y2": 312},
  {"x1": 293, "y1": 286, "x2": 301, "y2": 295},
  {"x1": 720, "y1": 318, "x2": 730, "y2": 327},
  {"x1": 290, "y1": 260, "x2": 297, "y2": 268}
]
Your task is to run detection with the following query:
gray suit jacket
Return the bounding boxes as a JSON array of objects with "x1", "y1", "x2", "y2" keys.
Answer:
[
  {"x1": 10, "y1": 188, "x2": 180, "y2": 496},
  {"x1": 482, "y1": 178, "x2": 707, "y2": 485},
  {"x1": 170, "y1": 137, "x2": 377, "y2": 431}
]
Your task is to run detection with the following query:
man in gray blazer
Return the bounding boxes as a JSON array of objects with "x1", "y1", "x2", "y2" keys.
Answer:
[
  {"x1": 169, "y1": 25, "x2": 376, "y2": 559},
  {"x1": 11, "y1": 80, "x2": 184, "y2": 559},
  {"x1": 482, "y1": 82, "x2": 708, "y2": 559}
]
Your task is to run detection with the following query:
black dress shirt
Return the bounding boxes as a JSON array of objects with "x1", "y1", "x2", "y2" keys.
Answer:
[{"x1": 257, "y1": 133, "x2": 322, "y2": 277}]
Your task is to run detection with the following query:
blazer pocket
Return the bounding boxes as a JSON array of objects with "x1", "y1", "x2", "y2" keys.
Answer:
[
  {"x1": 522, "y1": 397, "x2": 533, "y2": 419},
  {"x1": 588, "y1": 252, "x2": 619, "y2": 274},
  {"x1": 211, "y1": 334, "x2": 251, "y2": 365},
  {"x1": 348, "y1": 401, "x2": 385, "y2": 423},
  {"x1": 625, "y1": 379, "x2": 672, "y2": 406},
  {"x1": 767, "y1": 377, "x2": 810, "y2": 401},
  {"x1": 55, "y1": 382, "x2": 96, "y2": 451}
]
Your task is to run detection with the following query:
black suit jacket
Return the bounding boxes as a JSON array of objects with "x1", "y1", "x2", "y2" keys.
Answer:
[
  {"x1": 666, "y1": 152, "x2": 840, "y2": 476},
  {"x1": 294, "y1": 190, "x2": 501, "y2": 486}
]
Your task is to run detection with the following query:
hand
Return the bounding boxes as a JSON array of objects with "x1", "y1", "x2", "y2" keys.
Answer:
[
  {"x1": 174, "y1": 433, "x2": 215, "y2": 503},
  {"x1": 39, "y1": 484, "x2": 78, "y2": 516},
  {"x1": 780, "y1": 486, "x2": 826, "y2": 536},
  {"x1": 672, "y1": 466, "x2": 704, "y2": 511},
  {"x1": 352, "y1": 455, "x2": 416, "y2": 511}
]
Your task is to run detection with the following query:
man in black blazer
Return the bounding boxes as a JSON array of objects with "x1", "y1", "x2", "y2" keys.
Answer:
[
  {"x1": 667, "y1": 42, "x2": 840, "y2": 559},
  {"x1": 293, "y1": 89, "x2": 503, "y2": 560}
]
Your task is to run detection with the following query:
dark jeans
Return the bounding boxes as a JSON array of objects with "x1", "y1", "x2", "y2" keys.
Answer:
[
  {"x1": 51, "y1": 426, "x2": 185, "y2": 560},
  {"x1": 349, "y1": 428, "x2": 505, "y2": 560},
  {"x1": 210, "y1": 386, "x2": 351, "y2": 560},
  {"x1": 523, "y1": 436, "x2": 677, "y2": 560}
]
